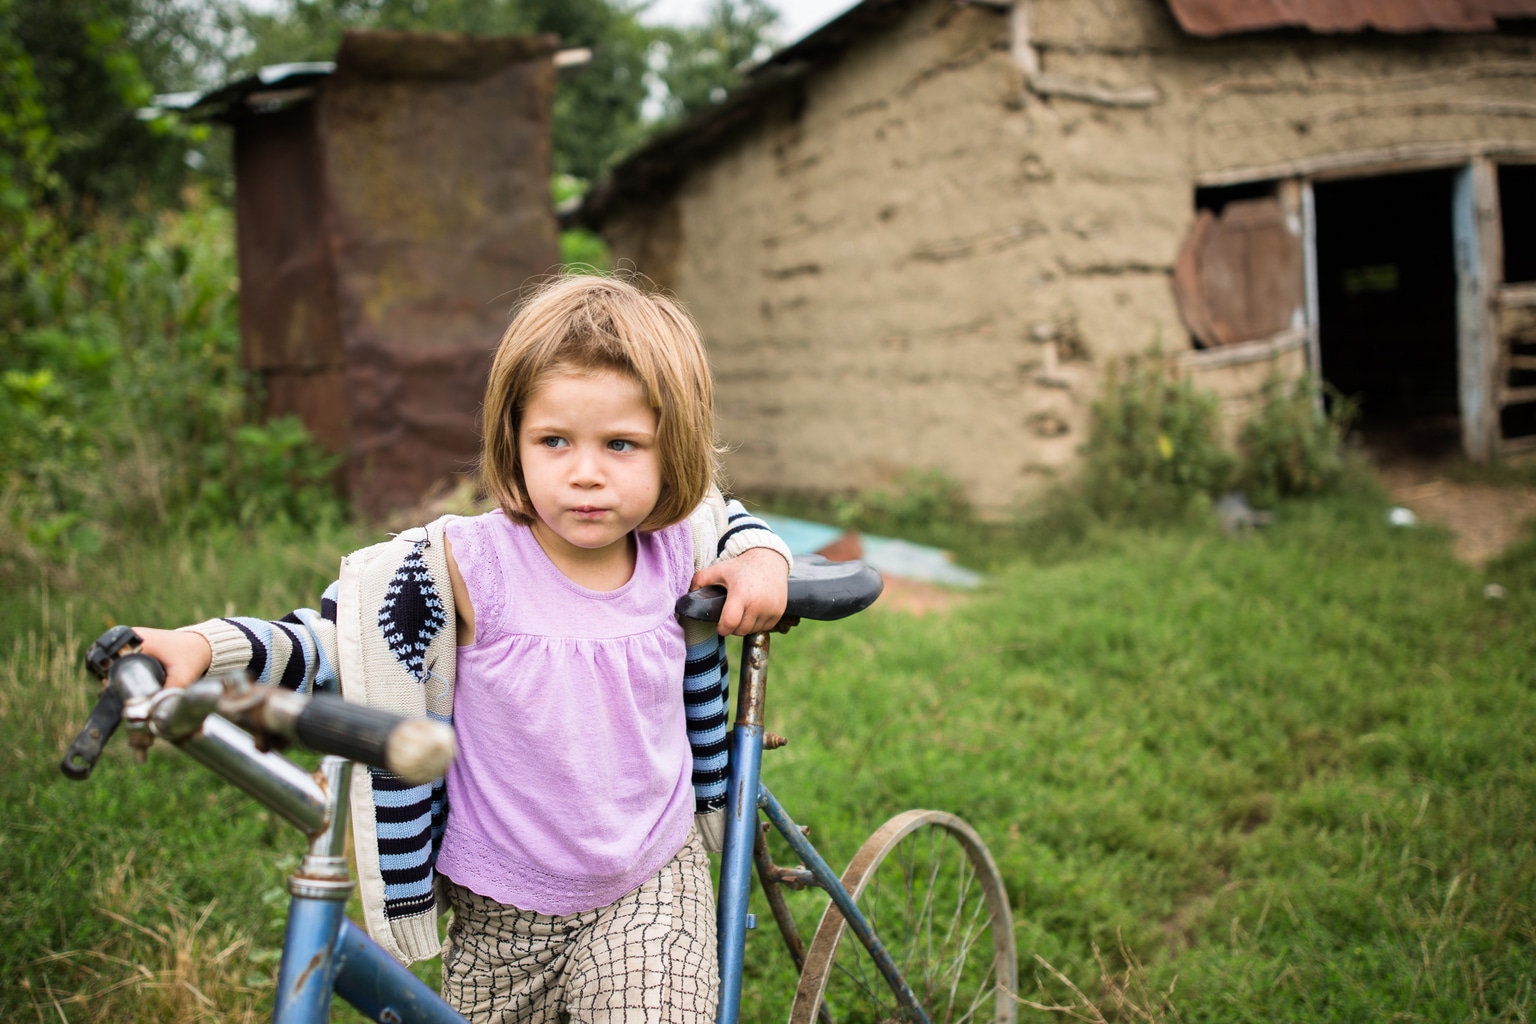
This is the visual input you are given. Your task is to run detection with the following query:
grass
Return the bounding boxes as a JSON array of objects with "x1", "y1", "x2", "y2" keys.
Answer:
[{"x1": 3, "y1": 493, "x2": 1534, "y2": 1021}]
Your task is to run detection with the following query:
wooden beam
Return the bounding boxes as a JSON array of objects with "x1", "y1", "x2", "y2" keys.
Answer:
[
  {"x1": 1195, "y1": 140, "x2": 1536, "y2": 189},
  {"x1": 1453, "y1": 160, "x2": 1501, "y2": 463},
  {"x1": 1498, "y1": 283, "x2": 1536, "y2": 309}
]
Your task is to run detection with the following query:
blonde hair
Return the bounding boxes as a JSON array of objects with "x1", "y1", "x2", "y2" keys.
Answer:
[{"x1": 481, "y1": 274, "x2": 719, "y2": 531}]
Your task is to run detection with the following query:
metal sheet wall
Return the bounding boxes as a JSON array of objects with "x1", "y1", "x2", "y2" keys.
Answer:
[
  {"x1": 235, "y1": 101, "x2": 349, "y2": 457},
  {"x1": 235, "y1": 31, "x2": 561, "y2": 518}
]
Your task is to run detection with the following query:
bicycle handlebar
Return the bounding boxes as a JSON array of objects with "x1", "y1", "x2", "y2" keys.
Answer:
[
  {"x1": 294, "y1": 695, "x2": 455, "y2": 783},
  {"x1": 675, "y1": 554, "x2": 884, "y2": 623},
  {"x1": 62, "y1": 628, "x2": 455, "y2": 786}
]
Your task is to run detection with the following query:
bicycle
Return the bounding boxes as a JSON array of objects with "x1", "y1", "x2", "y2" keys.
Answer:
[{"x1": 62, "y1": 554, "x2": 1017, "y2": 1023}]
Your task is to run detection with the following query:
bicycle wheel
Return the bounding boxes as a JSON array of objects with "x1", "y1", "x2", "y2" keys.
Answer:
[{"x1": 788, "y1": 810, "x2": 1017, "y2": 1024}]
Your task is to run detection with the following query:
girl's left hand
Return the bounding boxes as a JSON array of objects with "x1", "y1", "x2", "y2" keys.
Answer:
[{"x1": 691, "y1": 547, "x2": 790, "y2": 636}]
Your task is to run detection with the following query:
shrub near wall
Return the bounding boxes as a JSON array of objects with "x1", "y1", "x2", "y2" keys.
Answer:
[
  {"x1": 1238, "y1": 375, "x2": 1358, "y2": 508},
  {"x1": 1076, "y1": 354, "x2": 1360, "y2": 530},
  {"x1": 1081, "y1": 355, "x2": 1237, "y2": 524}
]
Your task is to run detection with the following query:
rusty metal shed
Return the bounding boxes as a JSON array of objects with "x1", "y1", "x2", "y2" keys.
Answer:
[{"x1": 177, "y1": 31, "x2": 562, "y2": 518}]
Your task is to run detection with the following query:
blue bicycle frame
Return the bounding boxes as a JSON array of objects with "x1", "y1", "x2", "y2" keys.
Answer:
[
  {"x1": 73, "y1": 657, "x2": 469, "y2": 1024},
  {"x1": 271, "y1": 630, "x2": 926, "y2": 1024},
  {"x1": 713, "y1": 633, "x2": 931, "y2": 1024},
  {"x1": 271, "y1": 756, "x2": 467, "y2": 1024}
]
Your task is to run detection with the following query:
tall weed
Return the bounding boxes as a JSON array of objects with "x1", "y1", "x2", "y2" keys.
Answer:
[
  {"x1": 1079, "y1": 355, "x2": 1234, "y2": 524},
  {"x1": 21, "y1": 852, "x2": 264, "y2": 1024},
  {"x1": 1237, "y1": 374, "x2": 1359, "y2": 507}
]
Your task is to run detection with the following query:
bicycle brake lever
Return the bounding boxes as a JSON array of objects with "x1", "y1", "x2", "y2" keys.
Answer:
[
  {"x1": 64, "y1": 626, "x2": 165, "y2": 779},
  {"x1": 61, "y1": 686, "x2": 125, "y2": 780}
]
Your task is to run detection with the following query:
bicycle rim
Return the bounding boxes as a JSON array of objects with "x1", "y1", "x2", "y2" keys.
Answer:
[{"x1": 789, "y1": 810, "x2": 1017, "y2": 1024}]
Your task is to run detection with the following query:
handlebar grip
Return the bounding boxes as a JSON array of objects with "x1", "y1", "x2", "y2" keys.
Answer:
[
  {"x1": 294, "y1": 695, "x2": 456, "y2": 784},
  {"x1": 675, "y1": 584, "x2": 728, "y2": 622}
]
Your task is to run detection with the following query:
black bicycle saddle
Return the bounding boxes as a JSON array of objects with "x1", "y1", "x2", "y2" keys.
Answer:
[{"x1": 676, "y1": 554, "x2": 884, "y2": 623}]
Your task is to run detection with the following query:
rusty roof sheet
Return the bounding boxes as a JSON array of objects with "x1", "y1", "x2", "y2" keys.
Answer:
[{"x1": 1167, "y1": 0, "x2": 1536, "y2": 36}]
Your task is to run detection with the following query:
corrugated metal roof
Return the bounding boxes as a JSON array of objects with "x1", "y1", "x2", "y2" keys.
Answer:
[
  {"x1": 1167, "y1": 0, "x2": 1536, "y2": 37},
  {"x1": 151, "y1": 64, "x2": 336, "y2": 121}
]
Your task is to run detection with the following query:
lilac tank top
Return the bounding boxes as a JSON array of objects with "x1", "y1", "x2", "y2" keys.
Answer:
[{"x1": 434, "y1": 510, "x2": 696, "y2": 915}]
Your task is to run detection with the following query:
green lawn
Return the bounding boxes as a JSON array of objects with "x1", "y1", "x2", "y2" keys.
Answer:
[{"x1": 3, "y1": 494, "x2": 1533, "y2": 1022}]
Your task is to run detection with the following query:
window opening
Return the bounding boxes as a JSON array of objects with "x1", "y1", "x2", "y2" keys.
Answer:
[{"x1": 1176, "y1": 179, "x2": 1301, "y2": 350}]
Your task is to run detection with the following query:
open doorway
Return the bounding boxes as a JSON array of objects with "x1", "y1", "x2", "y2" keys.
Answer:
[
  {"x1": 1313, "y1": 169, "x2": 1461, "y2": 457},
  {"x1": 1498, "y1": 163, "x2": 1536, "y2": 444}
]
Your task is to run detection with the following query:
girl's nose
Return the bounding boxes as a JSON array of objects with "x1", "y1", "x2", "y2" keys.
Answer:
[{"x1": 570, "y1": 447, "x2": 604, "y2": 486}]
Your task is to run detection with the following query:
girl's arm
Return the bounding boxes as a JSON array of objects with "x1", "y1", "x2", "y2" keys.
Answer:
[
  {"x1": 690, "y1": 547, "x2": 788, "y2": 635},
  {"x1": 689, "y1": 493, "x2": 793, "y2": 636},
  {"x1": 132, "y1": 582, "x2": 344, "y2": 694}
]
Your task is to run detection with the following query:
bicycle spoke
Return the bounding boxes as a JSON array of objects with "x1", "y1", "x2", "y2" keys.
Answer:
[{"x1": 791, "y1": 811, "x2": 1015, "y2": 1024}]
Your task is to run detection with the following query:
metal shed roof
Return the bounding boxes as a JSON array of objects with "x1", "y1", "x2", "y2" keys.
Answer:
[
  {"x1": 1167, "y1": 0, "x2": 1536, "y2": 36},
  {"x1": 152, "y1": 63, "x2": 336, "y2": 121}
]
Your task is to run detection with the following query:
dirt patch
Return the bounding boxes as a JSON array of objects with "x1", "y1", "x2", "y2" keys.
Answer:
[
  {"x1": 869, "y1": 575, "x2": 974, "y2": 616},
  {"x1": 1375, "y1": 462, "x2": 1536, "y2": 567}
]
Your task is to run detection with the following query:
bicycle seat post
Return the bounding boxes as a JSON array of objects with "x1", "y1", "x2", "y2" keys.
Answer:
[{"x1": 716, "y1": 630, "x2": 773, "y2": 1024}]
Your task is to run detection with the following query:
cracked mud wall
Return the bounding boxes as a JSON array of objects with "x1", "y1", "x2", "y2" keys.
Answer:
[{"x1": 601, "y1": 0, "x2": 1536, "y2": 514}]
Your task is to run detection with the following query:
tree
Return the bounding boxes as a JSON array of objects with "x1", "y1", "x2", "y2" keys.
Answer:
[
  {"x1": 649, "y1": 0, "x2": 779, "y2": 123},
  {"x1": 234, "y1": 0, "x2": 655, "y2": 182},
  {"x1": 231, "y1": 0, "x2": 780, "y2": 182},
  {"x1": 0, "y1": 0, "x2": 225, "y2": 215}
]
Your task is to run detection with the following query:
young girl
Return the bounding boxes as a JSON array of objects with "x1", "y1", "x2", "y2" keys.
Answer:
[{"x1": 134, "y1": 274, "x2": 793, "y2": 1023}]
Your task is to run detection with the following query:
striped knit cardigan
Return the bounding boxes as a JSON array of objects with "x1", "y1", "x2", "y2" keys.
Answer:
[{"x1": 186, "y1": 488, "x2": 790, "y2": 965}]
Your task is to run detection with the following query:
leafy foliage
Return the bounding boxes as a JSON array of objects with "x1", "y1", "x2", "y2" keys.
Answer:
[
  {"x1": 0, "y1": 194, "x2": 343, "y2": 568},
  {"x1": 1080, "y1": 354, "x2": 1236, "y2": 523},
  {"x1": 1238, "y1": 373, "x2": 1359, "y2": 507},
  {"x1": 647, "y1": 0, "x2": 780, "y2": 122},
  {"x1": 0, "y1": 0, "x2": 218, "y2": 216},
  {"x1": 554, "y1": 173, "x2": 610, "y2": 269}
]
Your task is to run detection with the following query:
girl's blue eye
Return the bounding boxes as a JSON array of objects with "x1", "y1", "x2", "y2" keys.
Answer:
[
  {"x1": 540, "y1": 436, "x2": 568, "y2": 449},
  {"x1": 608, "y1": 439, "x2": 637, "y2": 453}
]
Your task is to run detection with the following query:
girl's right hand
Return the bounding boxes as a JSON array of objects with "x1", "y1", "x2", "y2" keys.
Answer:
[{"x1": 130, "y1": 627, "x2": 213, "y2": 690}]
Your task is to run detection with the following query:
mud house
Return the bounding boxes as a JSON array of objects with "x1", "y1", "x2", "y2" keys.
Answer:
[{"x1": 576, "y1": 0, "x2": 1536, "y2": 514}]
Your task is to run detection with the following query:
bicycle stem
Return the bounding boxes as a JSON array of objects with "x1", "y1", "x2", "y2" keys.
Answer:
[{"x1": 131, "y1": 679, "x2": 330, "y2": 836}]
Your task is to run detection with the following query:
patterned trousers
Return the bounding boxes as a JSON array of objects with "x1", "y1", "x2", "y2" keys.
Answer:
[{"x1": 440, "y1": 829, "x2": 720, "y2": 1023}]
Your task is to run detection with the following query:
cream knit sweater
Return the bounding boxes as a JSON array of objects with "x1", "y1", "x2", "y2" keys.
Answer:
[{"x1": 187, "y1": 487, "x2": 789, "y2": 963}]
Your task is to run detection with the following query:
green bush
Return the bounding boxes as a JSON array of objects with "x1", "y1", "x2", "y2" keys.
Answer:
[
  {"x1": 1238, "y1": 374, "x2": 1357, "y2": 507},
  {"x1": 1080, "y1": 354, "x2": 1235, "y2": 523},
  {"x1": 0, "y1": 192, "x2": 343, "y2": 567}
]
